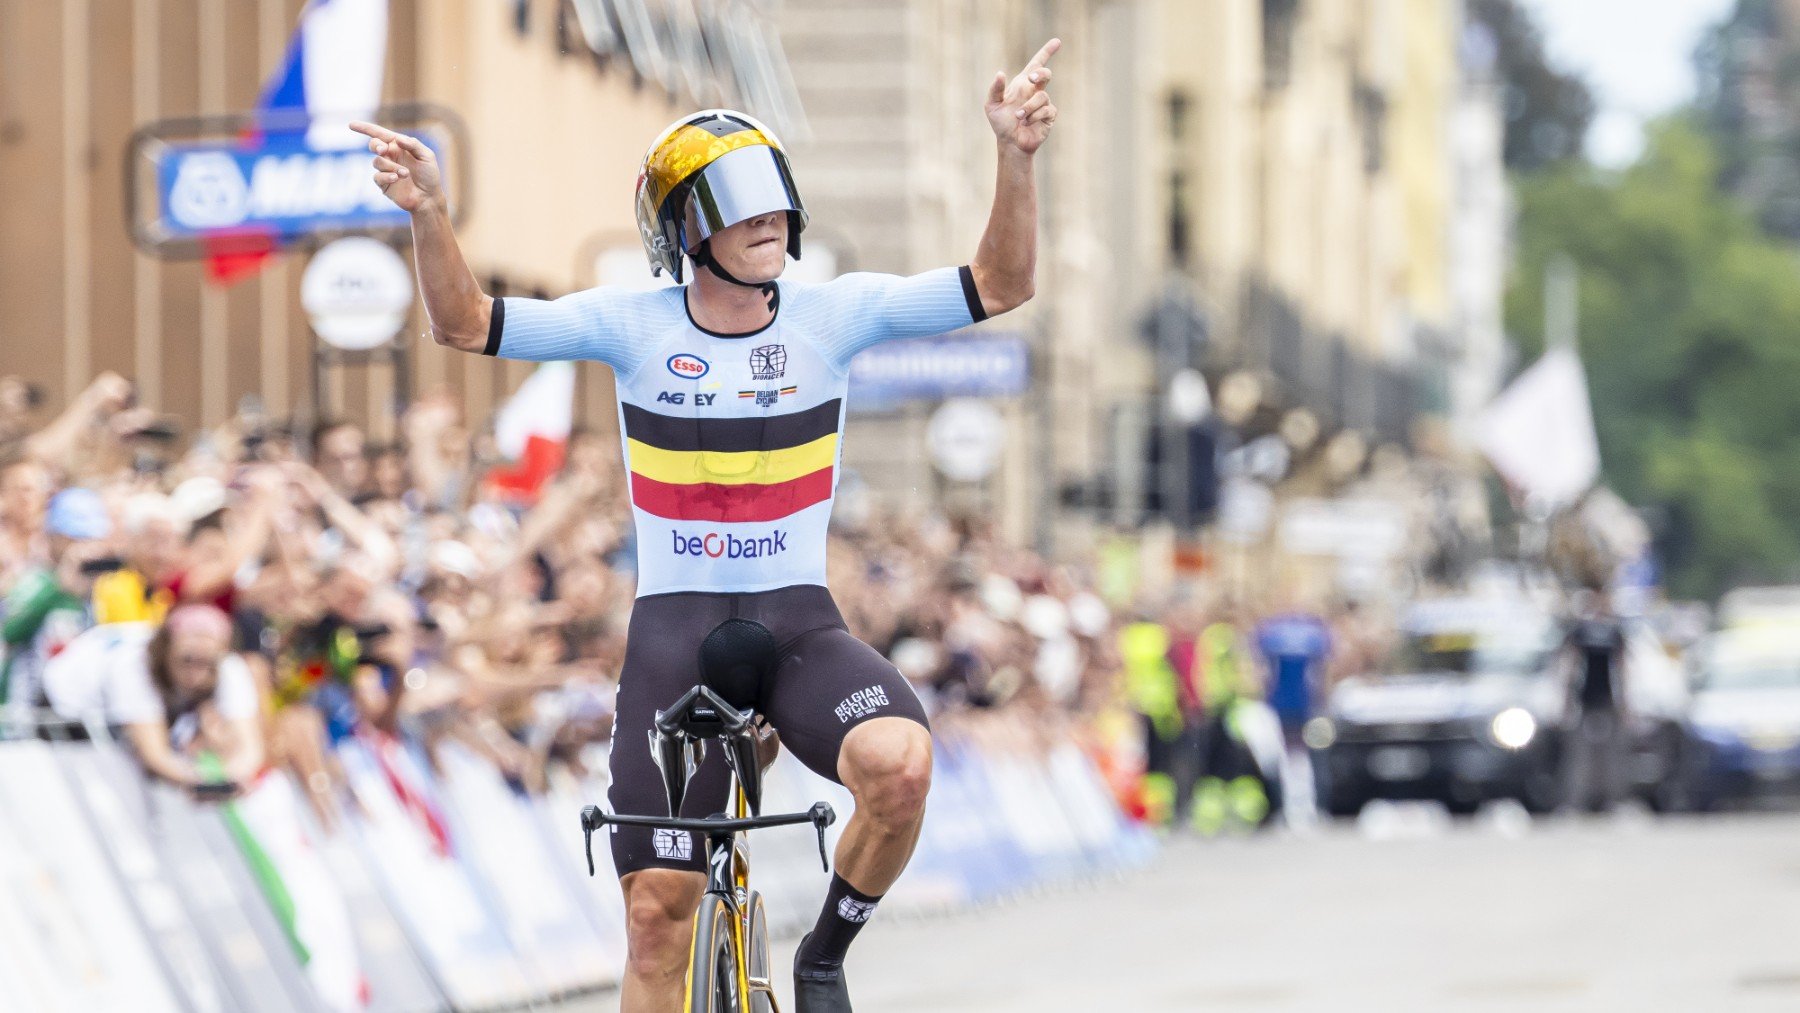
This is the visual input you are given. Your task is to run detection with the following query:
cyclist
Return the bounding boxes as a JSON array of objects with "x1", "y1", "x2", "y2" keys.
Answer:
[{"x1": 354, "y1": 37, "x2": 1058, "y2": 1013}]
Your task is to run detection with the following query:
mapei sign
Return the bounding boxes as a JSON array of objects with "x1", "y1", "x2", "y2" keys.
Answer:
[
  {"x1": 158, "y1": 136, "x2": 422, "y2": 239},
  {"x1": 128, "y1": 104, "x2": 467, "y2": 257}
]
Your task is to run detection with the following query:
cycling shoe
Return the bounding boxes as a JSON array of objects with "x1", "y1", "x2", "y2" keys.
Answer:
[{"x1": 793, "y1": 933, "x2": 853, "y2": 1012}]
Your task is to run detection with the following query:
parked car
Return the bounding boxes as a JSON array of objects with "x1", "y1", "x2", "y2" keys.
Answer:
[
  {"x1": 1682, "y1": 625, "x2": 1800, "y2": 809},
  {"x1": 1313, "y1": 598, "x2": 1569, "y2": 816}
]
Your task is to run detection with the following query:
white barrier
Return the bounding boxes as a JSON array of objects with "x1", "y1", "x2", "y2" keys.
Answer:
[{"x1": 0, "y1": 723, "x2": 1152, "y2": 1012}]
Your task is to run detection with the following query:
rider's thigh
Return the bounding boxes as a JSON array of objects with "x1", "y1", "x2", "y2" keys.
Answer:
[
  {"x1": 759, "y1": 625, "x2": 930, "y2": 784},
  {"x1": 608, "y1": 592, "x2": 734, "y2": 876}
]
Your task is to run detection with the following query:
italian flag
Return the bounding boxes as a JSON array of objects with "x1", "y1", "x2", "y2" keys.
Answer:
[
  {"x1": 203, "y1": 757, "x2": 369, "y2": 1010},
  {"x1": 487, "y1": 361, "x2": 575, "y2": 505}
]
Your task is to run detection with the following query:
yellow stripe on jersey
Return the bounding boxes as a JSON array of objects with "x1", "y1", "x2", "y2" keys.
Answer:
[{"x1": 625, "y1": 433, "x2": 838, "y2": 486}]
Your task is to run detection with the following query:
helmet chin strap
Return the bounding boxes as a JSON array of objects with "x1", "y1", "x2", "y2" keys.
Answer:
[{"x1": 691, "y1": 241, "x2": 779, "y2": 312}]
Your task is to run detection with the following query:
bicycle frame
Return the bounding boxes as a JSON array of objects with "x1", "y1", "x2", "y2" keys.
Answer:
[{"x1": 579, "y1": 684, "x2": 834, "y2": 1011}]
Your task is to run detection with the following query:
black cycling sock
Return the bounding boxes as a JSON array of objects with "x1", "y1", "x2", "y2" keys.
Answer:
[{"x1": 795, "y1": 874, "x2": 882, "y2": 978}]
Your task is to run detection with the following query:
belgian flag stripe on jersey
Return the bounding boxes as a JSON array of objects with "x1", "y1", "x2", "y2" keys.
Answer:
[
  {"x1": 630, "y1": 468, "x2": 835, "y2": 523},
  {"x1": 620, "y1": 399, "x2": 841, "y2": 453},
  {"x1": 626, "y1": 434, "x2": 838, "y2": 487},
  {"x1": 621, "y1": 399, "x2": 842, "y2": 522}
]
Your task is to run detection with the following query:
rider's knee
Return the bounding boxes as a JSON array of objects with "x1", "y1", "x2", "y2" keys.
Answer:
[
  {"x1": 621, "y1": 871, "x2": 702, "y2": 980},
  {"x1": 840, "y1": 719, "x2": 933, "y2": 824}
]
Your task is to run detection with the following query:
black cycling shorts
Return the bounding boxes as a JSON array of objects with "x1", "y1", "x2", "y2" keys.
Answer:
[{"x1": 606, "y1": 583, "x2": 928, "y2": 877}]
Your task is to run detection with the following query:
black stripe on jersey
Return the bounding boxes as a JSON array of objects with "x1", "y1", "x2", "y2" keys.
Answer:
[
  {"x1": 621, "y1": 398, "x2": 842, "y2": 453},
  {"x1": 958, "y1": 265, "x2": 988, "y2": 323},
  {"x1": 483, "y1": 297, "x2": 506, "y2": 356}
]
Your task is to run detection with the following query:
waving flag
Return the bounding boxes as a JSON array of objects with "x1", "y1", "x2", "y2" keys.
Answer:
[
  {"x1": 207, "y1": 0, "x2": 390, "y2": 285},
  {"x1": 1477, "y1": 346, "x2": 1601, "y2": 509},
  {"x1": 258, "y1": 0, "x2": 390, "y2": 150},
  {"x1": 488, "y1": 363, "x2": 576, "y2": 505}
]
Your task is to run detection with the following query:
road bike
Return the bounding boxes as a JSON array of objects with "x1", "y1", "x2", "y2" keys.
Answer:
[{"x1": 581, "y1": 622, "x2": 836, "y2": 1013}]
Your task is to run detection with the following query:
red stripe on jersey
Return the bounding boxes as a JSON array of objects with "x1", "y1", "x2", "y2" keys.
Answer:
[{"x1": 630, "y1": 466, "x2": 835, "y2": 523}]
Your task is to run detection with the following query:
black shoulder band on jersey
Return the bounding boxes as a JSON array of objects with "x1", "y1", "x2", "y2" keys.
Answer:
[{"x1": 482, "y1": 296, "x2": 506, "y2": 356}]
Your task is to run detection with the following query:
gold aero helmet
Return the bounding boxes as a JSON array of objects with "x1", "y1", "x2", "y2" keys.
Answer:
[{"x1": 634, "y1": 109, "x2": 807, "y2": 283}]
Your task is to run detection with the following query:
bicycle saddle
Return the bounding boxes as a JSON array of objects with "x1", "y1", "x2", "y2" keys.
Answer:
[{"x1": 699, "y1": 617, "x2": 777, "y2": 711}]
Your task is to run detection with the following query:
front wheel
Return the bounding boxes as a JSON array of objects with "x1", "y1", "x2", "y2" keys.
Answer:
[
  {"x1": 746, "y1": 890, "x2": 775, "y2": 1012},
  {"x1": 688, "y1": 894, "x2": 743, "y2": 1013}
]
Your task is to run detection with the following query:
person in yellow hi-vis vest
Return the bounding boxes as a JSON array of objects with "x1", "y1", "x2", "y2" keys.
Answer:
[
  {"x1": 1120, "y1": 616, "x2": 1183, "y2": 825},
  {"x1": 1190, "y1": 609, "x2": 1272, "y2": 834}
]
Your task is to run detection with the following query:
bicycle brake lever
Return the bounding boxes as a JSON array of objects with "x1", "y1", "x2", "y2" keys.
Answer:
[
  {"x1": 580, "y1": 805, "x2": 602, "y2": 877},
  {"x1": 809, "y1": 802, "x2": 836, "y2": 873}
]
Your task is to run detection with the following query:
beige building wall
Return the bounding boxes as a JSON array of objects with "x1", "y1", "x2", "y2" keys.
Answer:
[{"x1": 0, "y1": 0, "x2": 763, "y2": 447}]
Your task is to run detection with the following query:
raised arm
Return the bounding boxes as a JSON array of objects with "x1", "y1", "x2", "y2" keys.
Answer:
[
  {"x1": 351, "y1": 120, "x2": 492, "y2": 353},
  {"x1": 969, "y1": 38, "x2": 1061, "y2": 319}
]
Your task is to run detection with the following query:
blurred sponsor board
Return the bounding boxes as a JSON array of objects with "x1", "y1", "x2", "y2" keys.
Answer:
[
  {"x1": 128, "y1": 104, "x2": 468, "y2": 258},
  {"x1": 848, "y1": 334, "x2": 1029, "y2": 411}
]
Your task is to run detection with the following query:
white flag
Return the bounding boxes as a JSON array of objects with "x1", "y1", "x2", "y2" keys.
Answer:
[{"x1": 1476, "y1": 347, "x2": 1600, "y2": 509}]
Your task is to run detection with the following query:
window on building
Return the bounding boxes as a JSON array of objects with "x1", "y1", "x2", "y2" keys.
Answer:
[
  {"x1": 1168, "y1": 170, "x2": 1191, "y2": 267},
  {"x1": 1263, "y1": 0, "x2": 1299, "y2": 89},
  {"x1": 1166, "y1": 90, "x2": 1195, "y2": 267},
  {"x1": 1356, "y1": 81, "x2": 1387, "y2": 174},
  {"x1": 1168, "y1": 89, "x2": 1191, "y2": 142}
]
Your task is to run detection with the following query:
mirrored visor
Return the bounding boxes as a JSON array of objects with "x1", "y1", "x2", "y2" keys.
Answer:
[{"x1": 684, "y1": 145, "x2": 806, "y2": 246}]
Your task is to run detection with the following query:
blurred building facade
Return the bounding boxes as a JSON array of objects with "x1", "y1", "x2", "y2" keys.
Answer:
[
  {"x1": 781, "y1": 0, "x2": 1505, "y2": 596},
  {"x1": 0, "y1": 0, "x2": 798, "y2": 442}
]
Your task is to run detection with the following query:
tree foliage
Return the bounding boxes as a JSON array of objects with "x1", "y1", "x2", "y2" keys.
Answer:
[
  {"x1": 1506, "y1": 120, "x2": 1800, "y2": 596},
  {"x1": 1467, "y1": 0, "x2": 1596, "y2": 171},
  {"x1": 1694, "y1": 0, "x2": 1800, "y2": 239}
]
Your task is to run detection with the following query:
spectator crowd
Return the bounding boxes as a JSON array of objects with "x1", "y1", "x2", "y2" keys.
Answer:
[{"x1": 0, "y1": 371, "x2": 1394, "y2": 833}]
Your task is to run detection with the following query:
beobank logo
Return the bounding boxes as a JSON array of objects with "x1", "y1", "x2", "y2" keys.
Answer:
[
  {"x1": 672, "y1": 529, "x2": 788, "y2": 559},
  {"x1": 666, "y1": 353, "x2": 710, "y2": 380}
]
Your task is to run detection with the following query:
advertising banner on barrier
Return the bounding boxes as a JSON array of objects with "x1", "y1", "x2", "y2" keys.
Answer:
[
  {"x1": 433, "y1": 742, "x2": 616, "y2": 997},
  {"x1": 224, "y1": 770, "x2": 373, "y2": 1012},
  {"x1": 2, "y1": 714, "x2": 1149, "y2": 1011},
  {"x1": 0, "y1": 741, "x2": 186, "y2": 1013},
  {"x1": 150, "y1": 778, "x2": 324, "y2": 1013},
  {"x1": 336, "y1": 735, "x2": 535, "y2": 1009},
  {"x1": 56, "y1": 744, "x2": 242, "y2": 1013}
]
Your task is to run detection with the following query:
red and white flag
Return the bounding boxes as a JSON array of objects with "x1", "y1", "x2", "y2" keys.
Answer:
[{"x1": 487, "y1": 362, "x2": 574, "y2": 504}]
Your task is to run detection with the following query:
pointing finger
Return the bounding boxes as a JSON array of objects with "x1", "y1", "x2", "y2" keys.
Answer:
[
  {"x1": 349, "y1": 120, "x2": 398, "y2": 143},
  {"x1": 1024, "y1": 37, "x2": 1061, "y2": 72}
]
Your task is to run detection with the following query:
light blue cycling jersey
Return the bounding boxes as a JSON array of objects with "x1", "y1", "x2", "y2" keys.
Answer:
[{"x1": 489, "y1": 266, "x2": 985, "y2": 596}]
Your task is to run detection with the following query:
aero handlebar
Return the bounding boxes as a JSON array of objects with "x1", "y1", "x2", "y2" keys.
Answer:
[{"x1": 579, "y1": 801, "x2": 836, "y2": 876}]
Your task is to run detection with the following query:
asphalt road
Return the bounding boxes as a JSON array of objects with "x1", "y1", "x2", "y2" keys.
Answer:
[{"x1": 569, "y1": 807, "x2": 1800, "y2": 1011}]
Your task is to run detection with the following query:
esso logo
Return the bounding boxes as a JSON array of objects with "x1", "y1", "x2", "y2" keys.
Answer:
[{"x1": 667, "y1": 353, "x2": 710, "y2": 380}]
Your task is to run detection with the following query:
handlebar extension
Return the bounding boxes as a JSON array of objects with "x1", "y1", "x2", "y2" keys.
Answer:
[{"x1": 579, "y1": 801, "x2": 836, "y2": 876}]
